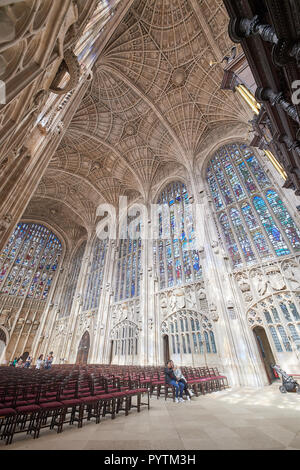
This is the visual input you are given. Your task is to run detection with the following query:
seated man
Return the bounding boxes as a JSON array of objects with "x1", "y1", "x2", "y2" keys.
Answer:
[{"x1": 164, "y1": 360, "x2": 185, "y2": 403}]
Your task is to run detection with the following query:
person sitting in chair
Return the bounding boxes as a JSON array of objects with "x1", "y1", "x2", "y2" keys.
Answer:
[
  {"x1": 174, "y1": 364, "x2": 193, "y2": 400},
  {"x1": 164, "y1": 360, "x2": 185, "y2": 403}
]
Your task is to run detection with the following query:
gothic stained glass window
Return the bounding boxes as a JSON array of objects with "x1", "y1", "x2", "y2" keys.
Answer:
[
  {"x1": 207, "y1": 143, "x2": 300, "y2": 267},
  {"x1": 253, "y1": 294, "x2": 300, "y2": 354},
  {"x1": 266, "y1": 190, "x2": 300, "y2": 250},
  {"x1": 83, "y1": 238, "x2": 107, "y2": 311},
  {"x1": 59, "y1": 241, "x2": 86, "y2": 318},
  {"x1": 114, "y1": 221, "x2": 141, "y2": 302},
  {"x1": 0, "y1": 223, "x2": 62, "y2": 300},
  {"x1": 166, "y1": 310, "x2": 217, "y2": 358},
  {"x1": 154, "y1": 182, "x2": 202, "y2": 290}
]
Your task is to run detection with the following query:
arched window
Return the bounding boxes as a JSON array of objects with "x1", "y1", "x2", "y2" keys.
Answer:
[
  {"x1": 60, "y1": 241, "x2": 86, "y2": 318},
  {"x1": 162, "y1": 310, "x2": 217, "y2": 361},
  {"x1": 111, "y1": 321, "x2": 138, "y2": 359},
  {"x1": 0, "y1": 222, "x2": 62, "y2": 300},
  {"x1": 114, "y1": 221, "x2": 141, "y2": 302},
  {"x1": 248, "y1": 293, "x2": 300, "y2": 354},
  {"x1": 83, "y1": 238, "x2": 107, "y2": 311},
  {"x1": 154, "y1": 181, "x2": 202, "y2": 290},
  {"x1": 207, "y1": 143, "x2": 300, "y2": 267}
]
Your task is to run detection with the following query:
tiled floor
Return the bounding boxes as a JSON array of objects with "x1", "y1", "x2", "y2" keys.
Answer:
[{"x1": 2, "y1": 383, "x2": 300, "y2": 450}]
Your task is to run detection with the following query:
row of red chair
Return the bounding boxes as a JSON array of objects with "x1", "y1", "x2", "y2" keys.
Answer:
[{"x1": 0, "y1": 366, "x2": 150, "y2": 445}]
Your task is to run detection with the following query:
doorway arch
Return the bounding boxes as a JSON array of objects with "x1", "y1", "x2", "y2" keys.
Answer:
[
  {"x1": 163, "y1": 335, "x2": 170, "y2": 364},
  {"x1": 253, "y1": 326, "x2": 277, "y2": 384},
  {"x1": 76, "y1": 331, "x2": 90, "y2": 364}
]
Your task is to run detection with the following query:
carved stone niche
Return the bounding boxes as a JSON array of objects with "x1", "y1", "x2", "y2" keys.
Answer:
[
  {"x1": 235, "y1": 271, "x2": 253, "y2": 303},
  {"x1": 250, "y1": 268, "x2": 269, "y2": 298},
  {"x1": 0, "y1": 213, "x2": 12, "y2": 233},
  {"x1": 209, "y1": 303, "x2": 219, "y2": 322},
  {"x1": 266, "y1": 266, "x2": 286, "y2": 291},
  {"x1": 282, "y1": 260, "x2": 300, "y2": 290}
]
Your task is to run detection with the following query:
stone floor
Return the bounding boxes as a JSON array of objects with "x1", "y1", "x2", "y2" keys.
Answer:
[{"x1": 2, "y1": 383, "x2": 300, "y2": 450}]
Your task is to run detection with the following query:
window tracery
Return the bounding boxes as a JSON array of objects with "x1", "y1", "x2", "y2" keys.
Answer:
[
  {"x1": 0, "y1": 223, "x2": 62, "y2": 300},
  {"x1": 154, "y1": 181, "x2": 202, "y2": 290},
  {"x1": 161, "y1": 309, "x2": 217, "y2": 360},
  {"x1": 207, "y1": 143, "x2": 300, "y2": 267},
  {"x1": 83, "y1": 238, "x2": 107, "y2": 311}
]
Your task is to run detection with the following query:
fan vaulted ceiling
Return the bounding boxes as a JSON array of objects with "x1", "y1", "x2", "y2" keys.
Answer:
[{"x1": 26, "y1": 0, "x2": 250, "y2": 242}]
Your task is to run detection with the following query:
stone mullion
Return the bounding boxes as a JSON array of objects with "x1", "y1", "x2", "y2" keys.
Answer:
[
  {"x1": 243, "y1": 195, "x2": 276, "y2": 261},
  {"x1": 59, "y1": 240, "x2": 89, "y2": 362},
  {"x1": 32, "y1": 245, "x2": 68, "y2": 360},
  {"x1": 219, "y1": 152, "x2": 258, "y2": 266},
  {"x1": 212, "y1": 157, "x2": 247, "y2": 267},
  {"x1": 261, "y1": 189, "x2": 294, "y2": 256},
  {"x1": 91, "y1": 239, "x2": 115, "y2": 364},
  {"x1": 10, "y1": 239, "x2": 64, "y2": 361},
  {"x1": 64, "y1": 237, "x2": 93, "y2": 363},
  {"x1": 240, "y1": 148, "x2": 279, "y2": 259}
]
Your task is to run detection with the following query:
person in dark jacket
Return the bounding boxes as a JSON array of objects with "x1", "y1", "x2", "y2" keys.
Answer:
[{"x1": 164, "y1": 360, "x2": 185, "y2": 402}]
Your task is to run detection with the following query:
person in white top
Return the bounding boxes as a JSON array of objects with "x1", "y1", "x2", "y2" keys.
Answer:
[
  {"x1": 174, "y1": 365, "x2": 193, "y2": 400},
  {"x1": 36, "y1": 354, "x2": 44, "y2": 369}
]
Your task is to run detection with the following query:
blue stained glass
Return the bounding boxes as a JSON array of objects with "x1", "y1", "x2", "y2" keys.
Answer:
[
  {"x1": 237, "y1": 161, "x2": 257, "y2": 193},
  {"x1": 207, "y1": 172, "x2": 223, "y2": 209},
  {"x1": 83, "y1": 239, "x2": 107, "y2": 310},
  {"x1": 279, "y1": 302, "x2": 292, "y2": 321},
  {"x1": 215, "y1": 159, "x2": 234, "y2": 204},
  {"x1": 246, "y1": 155, "x2": 271, "y2": 188},
  {"x1": 156, "y1": 181, "x2": 202, "y2": 289},
  {"x1": 230, "y1": 208, "x2": 256, "y2": 262},
  {"x1": 0, "y1": 223, "x2": 62, "y2": 300},
  {"x1": 277, "y1": 326, "x2": 292, "y2": 351},
  {"x1": 221, "y1": 157, "x2": 246, "y2": 201},
  {"x1": 253, "y1": 196, "x2": 290, "y2": 256},
  {"x1": 219, "y1": 213, "x2": 242, "y2": 267},
  {"x1": 266, "y1": 190, "x2": 300, "y2": 251},
  {"x1": 269, "y1": 326, "x2": 283, "y2": 352},
  {"x1": 241, "y1": 203, "x2": 259, "y2": 230},
  {"x1": 289, "y1": 302, "x2": 300, "y2": 321}
]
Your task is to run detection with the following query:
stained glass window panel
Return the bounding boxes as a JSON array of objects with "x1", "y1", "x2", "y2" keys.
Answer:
[
  {"x1": 0, "y1": 223, "x2": 62, "y2": 301},
  {"x1": 155, "y1": 182, "x2": 202, "y2": 290},
  {"x1": 266, "y1": 190, "x2": 300, "y2": 251}
]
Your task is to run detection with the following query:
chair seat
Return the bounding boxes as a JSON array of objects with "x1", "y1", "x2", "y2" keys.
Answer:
[
  {"x1": 111, "y1": 392, "x2": 127, "y2": 398},
  {"x1": 0, "y1": 408, "x2": 17, "y2": 417},
  {"x1": 96, "y1": 394, "x2": 114, "y2": 400},
  {"x1": 61, "y1": 399, "x2": 82, "y2": 406},
  {"x1": 16, "y1": 404, "x2": 41, "y2": 413},
  {"x1": 15, "y1": 400, "x2": 30, "y2": 407},
  {"x1": 40, "y1": 401, "x2": 64, "y2": 410},
  {"x1": 79, "y1": 396, "x2": 100, "y2": 404}
]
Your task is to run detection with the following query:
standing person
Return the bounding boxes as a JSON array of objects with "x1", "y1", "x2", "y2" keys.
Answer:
[
  {"x1": 36, "y1": 354, "x2": 44, "y2": 369},
  {"x1": 24, "y1": 355, "x2": 32, "y2": 368},
  {"x1": 44, "y1": 351, "x2": 54, "y2": 370},
  {"x1": 174, "y1": 365, "x2": 193, "y2": 400},
  {"x1": 12, "y1": 357, "x2": 18, "y2": 367},
  {"x1": 164, "y1": 360, "x2": 185, "y2": 403}
]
